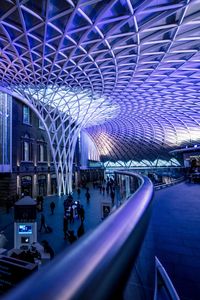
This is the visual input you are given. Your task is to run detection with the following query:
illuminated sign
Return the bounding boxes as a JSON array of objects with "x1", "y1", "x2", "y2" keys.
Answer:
[{"x1": 18, "y1": 225, "x2": 32, "y2": 235}]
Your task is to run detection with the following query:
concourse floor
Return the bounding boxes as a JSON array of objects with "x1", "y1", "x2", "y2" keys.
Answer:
[{"x1": 0, "y1": 185, "x2": 113, "y2": 255}]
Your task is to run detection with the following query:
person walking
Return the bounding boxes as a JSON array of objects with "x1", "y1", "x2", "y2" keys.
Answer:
[
  {"x1": 102, "y1": 186, "x2": 105, "y2": 196},
  {"x1": 80, "y1": 205, "x2": 85, "y2": 223},
  {"x1": 85, "y1": 191, "x2": 90, "y2": 202},
  {"x1": 39, "y1": 213, "x2": 47, "y2": 232},
  {"x1": 111, "y1": 190, "x2": 115, "y2": 204},
  {"x1": 40, "y1": 195, "x2": 44, "y2": 212},
  {"x1": 77, "y1": 188, "x2": 81, "y2": 198},
  {"x1": 63, "y1": 215, "x2": 68, "y2": 240},
  {"x1": 50, "y1": 201, "x2": 55, "y2": 215},
  {"x1": 41, "y1": 240, "x2": 54, "y2": 259}
]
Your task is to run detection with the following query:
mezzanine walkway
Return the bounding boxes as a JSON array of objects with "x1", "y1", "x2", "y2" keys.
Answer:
[
  {"x1": 125, "y1": 182, "x2": 200, "y2": 300},
  {"x1": 153, "y1": 182, "x2": 200, "y2": 300}
]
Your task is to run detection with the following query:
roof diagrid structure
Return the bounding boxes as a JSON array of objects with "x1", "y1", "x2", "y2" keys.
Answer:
[{"x1": 1, "y1": 0, "x2": 200, "y2": 166}]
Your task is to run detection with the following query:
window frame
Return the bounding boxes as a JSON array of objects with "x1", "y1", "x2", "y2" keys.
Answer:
[{"x1": 23, "y1": 105, "x2": 31, "y2": 125}]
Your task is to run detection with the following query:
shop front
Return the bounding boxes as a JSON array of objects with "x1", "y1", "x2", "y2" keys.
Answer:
[{"x1": 38, "y1": 174, "x2": 47, "y2": 196}]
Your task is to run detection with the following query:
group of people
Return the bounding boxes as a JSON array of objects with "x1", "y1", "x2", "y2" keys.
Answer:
[
  {"x1": 38, "y1": 179, "x2": 116, "y2": 258},
  {"x1": 93, "y1": 178, "x2": 116, "y2": 204},
  {"x1": 62, "y1": 193, "x2": 86, "y2": 243},
  {"x1": 63, "y1": 215, "x2": 78, "y2": 242}
]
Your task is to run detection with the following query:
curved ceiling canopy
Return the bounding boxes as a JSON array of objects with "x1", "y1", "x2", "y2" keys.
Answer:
[{"x1": 1, "y1": 0, "x2": 200, "y2": 161}]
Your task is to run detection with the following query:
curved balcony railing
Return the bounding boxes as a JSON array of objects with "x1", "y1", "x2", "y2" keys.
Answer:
[
  {"x1": 154, "y1": 257, "x2": 180, "y2": 300},
  {"x1": 4, "y1": 172, "x2": 154, "y2": 300},
  {"x1": 154, "y1": 176, "x2": 185, "y2": 190}
]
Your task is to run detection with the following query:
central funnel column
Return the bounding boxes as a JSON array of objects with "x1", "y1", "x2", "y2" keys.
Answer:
[
  {"x1": 13, "y1": 84, "x2": 119, "y2": 196},
  {"x1": 50, "y1": 117, "x2": 80, "y2": 196}
]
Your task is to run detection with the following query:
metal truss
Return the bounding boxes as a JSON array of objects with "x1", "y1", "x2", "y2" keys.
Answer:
[
  {"x1": 104, "y1": 158, "x2": 181, "y2": 168},
  {"x1": 1, "y1": 1, "x2": 200, "y2": 186}
]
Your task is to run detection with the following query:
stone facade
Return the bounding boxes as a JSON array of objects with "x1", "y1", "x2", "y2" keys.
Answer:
[{"x1": 0, "y1": 97, "x2": 57, "y2": 206}]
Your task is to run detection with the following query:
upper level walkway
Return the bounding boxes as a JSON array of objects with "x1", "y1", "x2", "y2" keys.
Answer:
[
  {"x1": 1, "y1": 181, "x2": 200, "y2": 299},
  {"x1": 125, "y1": 181, "x2": 200, "y2": 300},
  {"x1": 153, "y1": 182, "x2": 200, "y2": 300}
]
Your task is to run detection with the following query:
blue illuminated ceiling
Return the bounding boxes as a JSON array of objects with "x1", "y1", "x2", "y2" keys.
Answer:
[{"x1": 0, "y1": 0, "x2": 200, "y2": 161}]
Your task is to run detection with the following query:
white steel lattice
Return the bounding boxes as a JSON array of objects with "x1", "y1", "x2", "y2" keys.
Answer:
[
  {"x1": 1, "y1": 0, "x2": 200, "y2": 191},
  {"x1": 13, "y1": 85, "x2": 119, "y2": 194}
]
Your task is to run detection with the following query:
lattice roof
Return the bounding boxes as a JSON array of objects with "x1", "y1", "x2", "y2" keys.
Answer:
[{"x1": 1, "y1": 0, "x2": 200, "y2": 161}]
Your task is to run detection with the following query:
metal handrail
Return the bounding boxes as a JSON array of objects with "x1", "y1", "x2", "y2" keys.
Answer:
[
  {"x1": 4, "y1": 172, "x2": 154, "y2": 300},
  {"x1": 154, "y1": 176, "x2": 185, "y2": 190},
  {"x1": 154, "y1": 257, "x2": 180, "y2": 300}
]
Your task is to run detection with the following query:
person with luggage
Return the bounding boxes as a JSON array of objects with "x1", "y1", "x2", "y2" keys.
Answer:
[
  {"x1": 39, "y1": 213, "x2": 47, "y2": 233},
  {"x1": 41, "y1": 240, "x2": 54, "y2": 259}
]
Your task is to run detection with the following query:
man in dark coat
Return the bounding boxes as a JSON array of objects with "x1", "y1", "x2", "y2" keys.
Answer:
[
  {"x1": 39, "y1": 213, "x2": 47, "y2": 232},
  {"x1": 50, "y1": 201, "x2": 55, "y2": 215}
]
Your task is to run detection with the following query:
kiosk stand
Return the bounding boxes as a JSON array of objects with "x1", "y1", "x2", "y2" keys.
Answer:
[{"x1": 14, "y1": 196, "x2": 37, "y2": 249}]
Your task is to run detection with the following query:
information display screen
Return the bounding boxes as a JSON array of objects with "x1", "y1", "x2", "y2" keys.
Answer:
[{"x1": 18, "y1": 225, "x2": 32, "y2": 235}]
